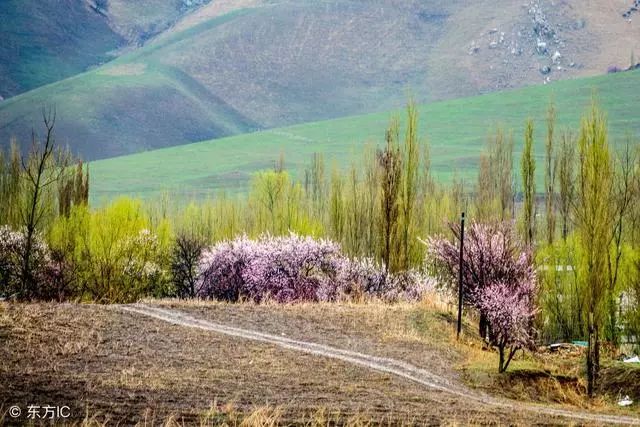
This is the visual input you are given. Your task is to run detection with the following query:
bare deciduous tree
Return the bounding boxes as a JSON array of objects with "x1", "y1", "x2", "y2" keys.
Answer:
[{"x1": 19, "y1": 109, "x2": 68, "y2": 299}]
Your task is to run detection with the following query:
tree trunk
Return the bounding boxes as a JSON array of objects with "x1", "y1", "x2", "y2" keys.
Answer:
[
  {"x1": 587, "y1": 312, "x2": 599, "y2": 397},
  {"x1": 594, "y1": 326, "x2": 600, "y2": 391},
  {"x1": 607, "y1": 295, "x2": 619, "y2": 347},
  {"x1": 479, "y1": 312, "x2": 488, "y2": 340}
]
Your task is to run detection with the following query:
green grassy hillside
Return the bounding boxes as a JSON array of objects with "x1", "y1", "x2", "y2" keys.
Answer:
[
  {"x1": 5, "y1": 0, "x2": 638, "y2": 161},
  {"x1": 89, "y1": 70, "x2": 640, "y2": 203}
]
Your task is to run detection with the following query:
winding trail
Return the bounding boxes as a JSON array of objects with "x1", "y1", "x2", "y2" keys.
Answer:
[{"x1": 118, "y1": 304, "x2": 640, "y2": 425}]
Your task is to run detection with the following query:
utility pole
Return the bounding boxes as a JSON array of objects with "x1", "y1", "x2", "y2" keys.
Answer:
[{"x1": 457, "y1": 212, "x2": 465, "y2": 339}]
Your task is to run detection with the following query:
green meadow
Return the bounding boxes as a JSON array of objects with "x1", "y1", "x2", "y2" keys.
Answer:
[{"x1": 89, "y1": 69, "x2": 640, "y2": 203}]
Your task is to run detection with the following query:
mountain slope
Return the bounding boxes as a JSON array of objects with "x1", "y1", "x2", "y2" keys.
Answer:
[
  {"x1": 88, "y1": 69, "x2": 640, "y2": 202},
  {"x1": 0, "y1": 0, "x2": 123, "y2": 98},
  {"x1": 0, "y1": 0, "x2": 222, "y2": 100},
  {"x1": 2, "y1": 0, "x2": 639, "y2": 160},
  {"x1": 0, "y1": 10, "x2": 260, "y2": 159}
]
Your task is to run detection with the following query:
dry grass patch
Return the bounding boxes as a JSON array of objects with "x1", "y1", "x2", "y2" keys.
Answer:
[
  {"x1": 599, "y1": 362, "x2": 640, "y2": 403},
  {"x1": 457, "y1": 334, "x2": 640, "y2": 415}
]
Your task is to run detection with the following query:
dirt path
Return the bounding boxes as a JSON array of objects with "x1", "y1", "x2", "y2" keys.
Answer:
[{"x1": 118, "y1": 304, "x2": 640, "y2": 425}]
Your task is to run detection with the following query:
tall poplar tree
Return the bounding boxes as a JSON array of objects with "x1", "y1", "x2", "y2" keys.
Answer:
[
  {"x1": 573, "y1": 104, "x2": 614, "y2": 396},
  {"x1": 544, "y1": 103, "x2": 557, "y2": 245},
  {"x1": 558, "y1": 131, "x2": 575, "y2": 240},
  {"x1": 377, "y1": 119, "x2": 402, "y2": 272},
  {"x1": 399, "y1": 101, "x2": 420, "y2": 270},
  {"x1": 521, "y1": 119, "x2": 536, "y2": 246}
]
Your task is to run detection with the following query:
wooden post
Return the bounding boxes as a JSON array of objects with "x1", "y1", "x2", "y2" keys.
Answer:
[{"x1": 457, "y1": 212, "x2": 465, "y2": 339}]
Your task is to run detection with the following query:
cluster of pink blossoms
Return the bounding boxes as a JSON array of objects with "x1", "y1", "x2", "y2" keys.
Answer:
[
  {"x1": 197, "y1": 233, "x2": 435, "y2": 303},
  {"x1": 428, "y1": 222, "x2": 538, "y2": 350}
]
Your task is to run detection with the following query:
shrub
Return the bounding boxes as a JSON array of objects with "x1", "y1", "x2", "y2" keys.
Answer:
[
  {"x1": 198, "y1": 234, "x2": 343, "y2": 302},
  {"x1": 170, "y1": 233, "x2": 206, "y2": 298},
  {"x1": 384, "y1": 270, "x2": 436, "y2": 302},
  {"x1": 337, "y1": 257, "x2": 435, "y2": 302},
  {"x1": 336, "y1": 256, "x2": 387, "y2": 299},
  {"x1": 39, "y1": 248, "x2": 77, "y2": 301},
  {"x1": 197, "y1": 236, "x2": 255, "y2": 302},
  {"x1": 0, "y1": 225, "x2": 52, "y2": 299},
  {"x1": 242, "y1": 234, "x2": 343, "y2": 303},
  {"x1": 197, "y1": 233, "x2": 434, "y2": 303},
  {"x1": 49, "y1": 199, "x2": 169, "y2": 303}
]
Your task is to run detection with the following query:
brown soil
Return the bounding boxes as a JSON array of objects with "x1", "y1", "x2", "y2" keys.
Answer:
[{"x1": 0, "y1": 301, "x2": 636, "y2": 425}]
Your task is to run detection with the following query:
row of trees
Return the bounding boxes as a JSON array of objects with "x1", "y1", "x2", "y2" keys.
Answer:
[
  {"x1": 471, "y1": 102, "x2": 640, "y2": 393},
  {"x1": 161, "y1": 101, "x2": 455, "y2": 273}
]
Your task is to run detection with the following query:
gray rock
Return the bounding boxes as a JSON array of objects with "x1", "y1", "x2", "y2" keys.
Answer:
[
  {"x1": 536, "y1": 39, "x2": 548, "y2": 55},
  {"x1": 540, "y1": 65, "x2": 551, "y2": 75}
]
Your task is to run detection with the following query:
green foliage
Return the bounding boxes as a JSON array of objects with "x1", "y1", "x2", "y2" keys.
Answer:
[
  {"x1": 49, "y1": 199, "x2": 170, "y2": 302},
  {"x1": 57, "y1": 160, "x2": 89, "y2": 217},
  {"x1": 399, "y1": 100, "x2": 421, "y2": 270},
  {"x1": 377, "y1": 119, "x2": 403, "y2": 272},
  {"x1": 0, "y1": 141, "x2": 22, "y2": 227},
  {"x1": 537, "y1": 236, "x2": 586, "y2": 342},
  {"x1": 544, "y1": 103, "x2": 557, "y2": 245},
  {"x1": 534, "y1": 103, "x2": 640, "y2": 397},
  {"x1": 475, "y1": 128, "x2": 514, "y2": 222},
  {"x1": 557, "y1": 131, "x2": 575, "y2": 240},
  {"x1": 329, "y1": 167, "x2": 345, "y2": 242},
  {"x1": 521, "y1": 119, "x2": 536, "y2": 246},
  {"x1": 574, "y1": 102, "x2": 615, "y2": 396},
  {"x1": 249, "y1": 170, "x2": 321, "y2": 237},
  {"x1": 625, "y1": 251, "x2": 640, "y2": 352},
  {"x1": 4, "y1": 97, "x2": 640, "y2": 371}
]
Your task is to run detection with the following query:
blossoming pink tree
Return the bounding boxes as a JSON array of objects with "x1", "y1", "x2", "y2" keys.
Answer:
[
  {"x1": 428, "y1": 221, "x2": 538, "y2": 372},
  {"x1": 479, "y1": 281, "x2": 537, "y2": 372}
]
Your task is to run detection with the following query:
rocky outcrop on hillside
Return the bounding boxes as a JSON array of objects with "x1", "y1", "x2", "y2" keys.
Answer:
[
  {"x1": 87, "y1": 0, "x2": 213, "y2": 46},
  {"x1": 467, "y1": 0, "x2": 581, "y2": 86},
  {"x1": 622, "y1": 0, "x2": 640, "y2": 19},
  {"x1": 526, "y1": 0, "x2": 571, "y2": 81}
]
